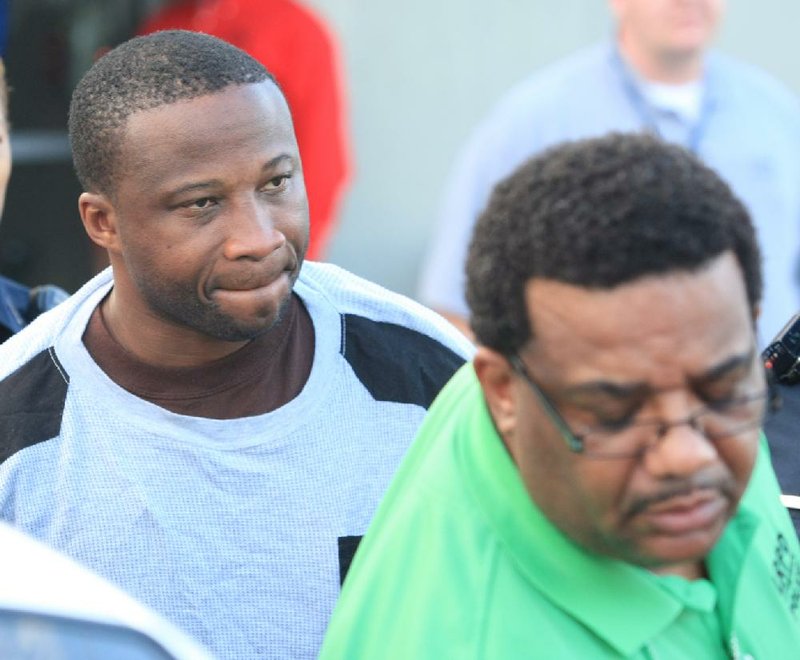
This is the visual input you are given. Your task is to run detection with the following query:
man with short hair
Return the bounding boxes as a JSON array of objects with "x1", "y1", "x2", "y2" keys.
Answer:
[
  {"x1": 321, "y1": 134, "x2": 800, "y2": 658},
  {"x1": 0, "y1": 31, "x2": 472, "y2": 660},
  {"x1": 419, "y1": 0, "x2": 800, "y2": 344}
]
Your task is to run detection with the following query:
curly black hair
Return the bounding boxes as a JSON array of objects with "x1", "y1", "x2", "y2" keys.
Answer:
[
  {"x1": 68, "y1": 30, "x2": 275, "y2": 197},
  {"x1": 465, "y1": 132, "x2": 762, "y2": 355}
]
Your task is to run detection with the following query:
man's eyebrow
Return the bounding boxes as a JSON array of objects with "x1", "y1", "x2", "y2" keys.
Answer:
[
  {"x1": 168, "y1": 180, "x2": 222, "y2": 197},
  {"x1": 263, "y1": 153, "x2": 293, "y2": 170},
  {"x1": 561, "y1": 380, "x2": 649, "y2": 402},
  {"x1": 558, "y1": 349, "x2": 756, "y2": 401},
  {"x1": 164, "y1": 154, "x2": 295, "y2": 198},
  {"x1": 690, "y1": 348, "x2": 755, "y2": 385}
]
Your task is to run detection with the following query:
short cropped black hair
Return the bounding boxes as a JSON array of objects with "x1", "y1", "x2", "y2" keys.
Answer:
[
  {"x1": 466, "y1": 133, "x2": 762, "y2": 355},
  {"x1": 68, "y1": 30, "x2": 275, "y2": 196}
]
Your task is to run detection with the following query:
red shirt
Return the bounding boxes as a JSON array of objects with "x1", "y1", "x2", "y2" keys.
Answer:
[{"x1": 140, "y1": 0, "x2": 352, "y2": 260}]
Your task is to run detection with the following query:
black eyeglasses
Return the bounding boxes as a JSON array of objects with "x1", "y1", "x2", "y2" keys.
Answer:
[{"x1": 508, "y1": 354, "x2": 779, "y2": 459}]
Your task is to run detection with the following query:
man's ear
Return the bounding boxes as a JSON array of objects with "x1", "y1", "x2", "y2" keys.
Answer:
[
  {"x1": 79, "y1": 192, "x2": 120, "y2": 253},
  {"x1": 473, "y1": 346, "x2": 518, "y2": 441}
]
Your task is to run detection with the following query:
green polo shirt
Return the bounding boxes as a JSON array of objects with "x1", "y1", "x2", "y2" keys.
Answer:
[{"x1": 320, "y1": 364, "x2": 800, "y2": 658}]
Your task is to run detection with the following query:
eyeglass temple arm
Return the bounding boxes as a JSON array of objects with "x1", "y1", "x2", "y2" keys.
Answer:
[{"x1": 508, "y1": 354, "x2": 586, "y2": 453}]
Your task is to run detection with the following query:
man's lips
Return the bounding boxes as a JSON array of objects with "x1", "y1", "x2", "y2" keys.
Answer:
[
  {"x1": 637, "y1": 490, "x2": 728, "y2": 535},
  {"x1": 217, "y1": 275, "x2": 284, "y2": 292},
  {"x1": 212, "y1": 265, "x2": 293, "y2": 292}
]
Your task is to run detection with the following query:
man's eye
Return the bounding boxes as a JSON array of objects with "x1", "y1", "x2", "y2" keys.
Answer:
[
  {"x1": 569, "y1": 406, "x2": 637, "y2": 434},
  {"x1": 698, "y1": 382, "x2": 747, "y2": 409},
  {"x1": 264, "y1": 174, "x2": 291, "y2": 190},
  {"x1": 703, "y1": 394, "x2": 741, "y2": 412},
  {"x1": 186, "y1": 197, "x2": 216, "y2": 209},
  {"x1": 594, "y1": 414, "x2": 635, "y2": 433}
]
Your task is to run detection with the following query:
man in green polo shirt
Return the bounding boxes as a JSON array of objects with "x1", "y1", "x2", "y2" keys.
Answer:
[{"x1": 320, "y1": 133, "x2": 800, "y2": 658}]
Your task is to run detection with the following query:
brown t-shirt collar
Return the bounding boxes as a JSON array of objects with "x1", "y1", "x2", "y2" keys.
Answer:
[{"x1": 82, "y1": 293, "x2": 315, "y2": 419}]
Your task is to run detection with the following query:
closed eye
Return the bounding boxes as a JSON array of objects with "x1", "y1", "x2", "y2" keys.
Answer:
[
  {"x1": 703, "y1": 392, "x2": 750, "y2": 412},
  {"x1": 594, "y1": 413, "x2": 637, "y2": 432},
  {"x1": 695, "y1": 376, "x2": 752, "y2": 407},
  {"x1": 566, "y1": 394, "x2": 645, "y2": 433}
]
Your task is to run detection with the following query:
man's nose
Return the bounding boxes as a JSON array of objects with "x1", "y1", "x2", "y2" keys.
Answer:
[
  {"x1": 223, "y1": 196, "x2": 285, "y2": 261},
  {"x1": 642, "y1": 400, "x2": 719, "y2": 478}
]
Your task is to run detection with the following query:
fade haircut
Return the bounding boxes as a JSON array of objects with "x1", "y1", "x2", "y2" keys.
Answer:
[
  {"x1": 68, "y1": 30, "x2": 275, "y2": 197},
  {"x1": 466, "y1": 133, "x2": 762, "y2": 355}
]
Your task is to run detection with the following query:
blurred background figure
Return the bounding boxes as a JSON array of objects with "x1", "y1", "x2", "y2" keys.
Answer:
[
  {"x1": 418, "y1": 0, "x2": 800, "y2": 344},
  {"x1": 0, "y1": 55, "x2": 66, "y2": 343},
  {"x1": 138, "y1": 0, "x2": 352, "y2": 261}
]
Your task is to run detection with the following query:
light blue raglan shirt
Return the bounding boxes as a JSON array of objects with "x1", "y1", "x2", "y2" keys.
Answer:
[{"x1": 419, "y1": 42, "x2": 800, "y2": 345}]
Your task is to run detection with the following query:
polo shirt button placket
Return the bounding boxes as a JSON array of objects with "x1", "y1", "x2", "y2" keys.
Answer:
[{"x1": 729, "y1": 633, "x2": 755, "y2": 660}]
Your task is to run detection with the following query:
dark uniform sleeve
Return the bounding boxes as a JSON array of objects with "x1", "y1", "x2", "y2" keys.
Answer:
[{"x1": 763, "y1": 383, "x2": 800, "y2": 539}]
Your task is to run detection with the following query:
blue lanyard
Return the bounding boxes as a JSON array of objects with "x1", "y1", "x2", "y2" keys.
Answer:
[{"x1": 610, "y1": 45, "x2": 715, "y2": 154}]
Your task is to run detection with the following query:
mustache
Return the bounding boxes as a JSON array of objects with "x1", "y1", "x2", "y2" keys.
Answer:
[{"x1": 622, "y1": 474, "x2": 736, "y2": 521}]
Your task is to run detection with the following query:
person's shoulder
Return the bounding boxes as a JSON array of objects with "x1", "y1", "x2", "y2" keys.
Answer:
[
  {"x1": 0, "y1": 308, "x2": 63, "y2": 384},
  {"x1": 710, "y1": 51, "x2": 800, "y2": 118},
  {"x1": 0, "y1": 275, "x2": 68, "y2": 332},
  {"x1": 297, "y1": 262, "x2": 473, "y2": 410},
  {"x1": 0, "y1": 273, "x2": 30, "y2": 307},
  {"x1": 299, "y1": 261, "x2": 475, "y2": 358},
  {"x1": 492, "y1": 42, "x2": 610, "y2": 113},
  {"x1": 0, "y1": 270, "x2": 109, "y2": 382},
  {"x1": 0, "y1": 273, "x2": 27, "y2": 292},
  {"x1": 710, "y1": 51, "x2": 793, "y2": 92},
  {"x1": 0, "y1": 284, "x2": 76, "y2": 467},
  {"x1": 0, "y1": 275, "x2": 55, "y2": 343},
  {"x1": 29, "y1": 284, "x2": 69, "y2": 314},
  {"x1": 468, "y1": 42, "x2": 613, "y2": 151},
  {"x1": 0, "y1": 275, "x2": 30, "y2": 341},
  {"x1": 529, "y1": 42, "x2": 611, "y2": 86},
  {"x1": 0, "y1": 271, "x2": 114, "y2": 467}
]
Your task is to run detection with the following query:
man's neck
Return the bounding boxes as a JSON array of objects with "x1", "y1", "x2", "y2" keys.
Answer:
[
  {"x1": 617, "y1": 34, "x2": 705, "y2": 84},
  {"x1": 652, "y1": 560, "x2": 707, "y2": 581},
  {"x1": 101, "y1": 291, "x2": 253, "y2": 368}
]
